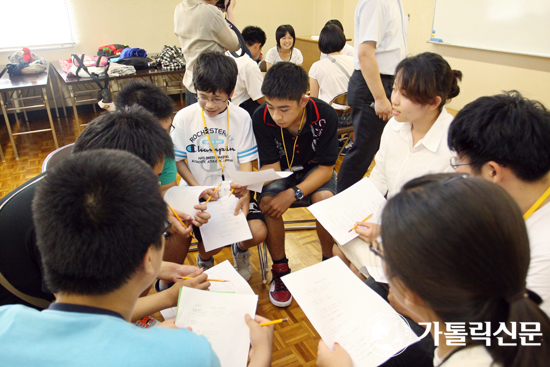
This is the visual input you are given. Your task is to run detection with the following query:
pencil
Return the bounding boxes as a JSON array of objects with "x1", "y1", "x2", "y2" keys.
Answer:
[
  {"x1": 177, "y1": 276, "x2": 228, "y2": 282},
  {"x1": 167, "y1": 204, "x2": 188, "y2": 229},
  {"x1": 348, "y1": 213, "x2": 373, "y2": 233},
  {"x1": 229, "y1": 188, "x2": 235, "y2": 196},
  {"x1": 204, "y1": 182, "x2": 222, "y2": 204},
  {"x1": 260, "y1": 318, "x2": 288, "y2": 327}
]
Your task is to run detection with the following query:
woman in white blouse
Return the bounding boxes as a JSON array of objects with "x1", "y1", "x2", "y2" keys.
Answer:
[
  {"x1": 334, "y1": 52, "x2": 463, "y2": 277},
  {"x1": 265, "y1": 24, "x2": 303, "y2": 71}
]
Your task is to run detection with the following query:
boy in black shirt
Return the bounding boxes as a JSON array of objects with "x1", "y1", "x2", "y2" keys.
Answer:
[{"x1": 252, "y1": 62, "x2": 338, "y2": 307}]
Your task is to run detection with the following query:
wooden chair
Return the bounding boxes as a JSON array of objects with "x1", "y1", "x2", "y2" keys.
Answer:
[
  {"x1": 329, "y1": 92, "x2": 354, "y2": 156},
  {"x1": 41, "y1": 143, "x2": 74, "y2": 172}
]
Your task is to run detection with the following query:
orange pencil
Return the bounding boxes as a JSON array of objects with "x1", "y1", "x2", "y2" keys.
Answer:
[
  {"x1": 177, "y1": 276, "x2": 228, "y2": 282},
  {"x1": 348, "y1": 213, "x2": 373, "y2": 233},
  {"x1": 168, "y1": 204, "x2": 188, "y2": 229},
  {"x1": 204, "y1": 182, "x2": 222, "y2": 204},
  {"x1": 260, "y1": 318, "x2": 288, "y2": 327}
]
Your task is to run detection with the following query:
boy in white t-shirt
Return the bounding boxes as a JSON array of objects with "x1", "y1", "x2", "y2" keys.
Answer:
[{"x1": 172, "y1": 51, "x2": 267, "y2": 280}]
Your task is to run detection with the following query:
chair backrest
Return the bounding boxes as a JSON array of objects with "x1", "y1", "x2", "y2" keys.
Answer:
[
  {"x1": 259, "y1": 60, "x2": 267, "y2": 72},
  {"x1": 41, "y1": 143, "x2": 74, "y2": 172},
  {"x1": 329, "y1": 92, "x2": 349, "y2": 107}
]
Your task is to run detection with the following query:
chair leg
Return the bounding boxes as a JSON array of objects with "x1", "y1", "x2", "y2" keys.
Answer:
[{"x1": 258, "y1": 241, "x2": 269, "y2": 284}]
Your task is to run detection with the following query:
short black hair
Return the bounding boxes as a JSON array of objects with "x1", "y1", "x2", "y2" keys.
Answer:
[
  {"x1": 261, "y1": 62, "x2": 308, "y2": 102},
  {"x1": 115, "y1": 79, "x2": 174, "y2": 120},
  {"x1": 73, "y1": 105, "x2": 174, "y2": 168},
  {"x1": 33, "y1": 149, "x2": 167, "y2": 295},
  {"x1": 448, "y1": 91, "x2": 550, "y2": 182},
  {"x1": 318, "y1": 24, "x2": 346, "y2": 54},
  {"x1": 242, "y1": 26, "x2": 266, "y2": 47},
  {"x1": 325, "y1": 19, "x2": 344, "y2": 33},
  {"x1": 275, "y1": 24, "x2": 296, "y2": 50},
  {"x1": 193, "y1": 51, "x2": 238, "y2": 96}
]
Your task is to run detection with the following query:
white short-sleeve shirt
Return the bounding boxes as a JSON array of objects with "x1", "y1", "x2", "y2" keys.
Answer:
[
  {"x1": 525, "y1": 201, "x2": 550, "y2": 317},
  {"x1": 265, "y1": 47, "x2": 303, "y2": 66},
  {"x1": 369, "y1": 107, "x2": 455, "y2": 198},
  {"x1": 171, "y1": 102, "x2": 258, "y2": 186},
  {"x1": 226, "y1": 53, "x2": 264, "y2": 106},
  {"x1": 354, "y1": 0, "x2": 408, "y2": 74},
  {"x1": 309, "y1": 55, "x2": 354, "y2": 104},
  {"x1": 320, "y1": 43, "x2": 355, "y2": 60}
]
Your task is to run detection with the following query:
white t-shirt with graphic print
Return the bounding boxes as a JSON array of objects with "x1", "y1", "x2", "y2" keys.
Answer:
[{"x1": 171, "y1": 102, "x2": 258, "y2": 186}]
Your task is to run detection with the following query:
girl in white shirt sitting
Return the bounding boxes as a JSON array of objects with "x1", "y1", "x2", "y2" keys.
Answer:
[
  {"x1": 334, "y1": 52, "x2": 463, "y2": 277},
  {"x1": 309, "y1": 24, "x2": 354, "y2": 104},
  {"x1": 265, "y1": 24, "x2": 303, "y2": 70},
  {"x1": 318, "y1": 174, "x2": 550, "y2": 367}
]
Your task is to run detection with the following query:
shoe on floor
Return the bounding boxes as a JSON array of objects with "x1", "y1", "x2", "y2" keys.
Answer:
[
  {"x1": 232, "y1": 243, "x2": 252, "y2": 281},
  {"x1": 269, "y1": 263, "x2": 292, "y2": 307},
  {"x1": 197, "y1": 255, "x2": 214, "y2": 270}
]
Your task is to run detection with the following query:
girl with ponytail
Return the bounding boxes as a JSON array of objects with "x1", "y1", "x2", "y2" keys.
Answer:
[
  {"x1": 334, "y1": 52, "x2": 464, "y2": 276},
  {"x1": 318, "y1": 173, "x2": 550, "y2": 367}
]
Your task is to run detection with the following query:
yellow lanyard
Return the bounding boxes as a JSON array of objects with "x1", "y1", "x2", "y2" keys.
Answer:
[
  {"x1": 523, "y1": 184, "x2": 550, "y2": 220},
  {"x1": 201, "y1": 104, "x2": 230, "y2": 181},
  {"x1": 281, "y1": 108, "x2": 306, "y2": 172}
]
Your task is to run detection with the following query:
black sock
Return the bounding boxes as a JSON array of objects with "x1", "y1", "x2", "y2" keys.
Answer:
[
  {"x1": 322, "y1": 256, "x2": 330, "y2": 261},
  {"x1": 273, "y1": 257, "x2": 289, "y2": 265}
]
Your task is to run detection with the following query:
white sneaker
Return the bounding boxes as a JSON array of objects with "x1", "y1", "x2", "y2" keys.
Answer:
[
  {"x1": 197, "y1": 255, "x2": 214, "y2": 270},
  {"x1": 232, "y1": 243, "x2": 252, "y2": 281}
]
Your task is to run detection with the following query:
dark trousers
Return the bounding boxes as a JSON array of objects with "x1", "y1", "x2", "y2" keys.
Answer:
[
  {"x1": 238, "y1": 98, "x2": 261, "y2": 118},
  {"x1": 337, "y1": 70, "x2": 393, "y2": 193},
  {"x1": 185, "y1": 89, "x2": 197, "y2": 107}
]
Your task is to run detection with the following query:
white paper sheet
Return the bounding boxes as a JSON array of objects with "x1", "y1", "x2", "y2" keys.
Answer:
[
  {"x1": 308, "y1": 177, "x2": 386, "y2": 246},
  {"x1": 160, "y1": 260, "x2": 256, "y2": 320},
  {"x1": 164, "y1": 185, "x2": 206, "y2": 217},
  {"x1": 175, "y1": 287, "x2": 258, "y2": 367},
  {"x1": 205, "y1": 260, "x2": 256, "y2": 295},
  {"x1": 282, "y1": 257, "x2": 419, "y2": 367},
  {"x1": 225, "y1": 167, "x2": 293, "y2": 192},
  {"x1": 200, "y1": 194, "x2": 252, "y2": 252}
]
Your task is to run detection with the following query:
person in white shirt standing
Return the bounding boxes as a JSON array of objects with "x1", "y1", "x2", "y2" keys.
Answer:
[
  {"x1": 309, "y1": 24, "x2": 354, "y2": 104},
  {"x1": 337, "y1": 0, "x2": 407, "y2": 193},
  {"x1": 174, "y1": 0, "x2": 240, "y2": 106}
]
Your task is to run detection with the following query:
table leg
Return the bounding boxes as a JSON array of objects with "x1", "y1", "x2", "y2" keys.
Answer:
[
  {"x1": 42, "y1": 87, "x2": 59, "y2": 149},
  {"x1": 48, "y1": 74, "x2": 60, "y2": 118},
  {"x1": 55, "y1": 71, "x2": 68, "y2": 118},
  {"x1": 0, "y1": 142, "x2": 4, "y2": 162},
  {"x1": 0, "y1": 92, "x2": 19, "y2": 159},
  {"x1": 68, "y1": 85, "x2": 80, "y2": 135}
]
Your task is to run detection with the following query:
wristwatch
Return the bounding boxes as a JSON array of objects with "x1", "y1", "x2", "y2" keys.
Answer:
[{"x1": 292, "y1": 186, "x2": 304, "y2": 200}]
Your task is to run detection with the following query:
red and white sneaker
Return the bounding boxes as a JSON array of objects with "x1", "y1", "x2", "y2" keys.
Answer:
[{"x1": 269, "y1": 263, "x2": 292, "y2": 307}]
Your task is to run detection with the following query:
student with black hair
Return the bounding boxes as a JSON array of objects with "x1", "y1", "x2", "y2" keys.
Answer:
[
  {"x1": 265, "y1": 24, "x2": 303, "y2": 71},
  {"x1": 318, "y1": 173, "x2": 550, "y2": 367},
  {"x1": 0, "y1": 149, "x2": 274, "y2": 366},
  {"x1": 320, "y1": 19, "x2": 354, "y2": 59},
  {"x1": 172, "y1": 51, "x2": 267, "y2": 280},
  {"x1": 242, "y1": 26, "x2": 266, "y2": 63},
  {"x1": 227, "y1": 26, "x2": 266, "y2": 117},
  {"x1": 252, "y1": 62, "x2": 338, "y2": 307},
  {"x1": 0, "y1": 107, "x2": 209, "y2": 322},
  {"x1": 309, "y1": 24, "x2": 354, "y2": 104},
  {"x1": 448, "y1": 91, "x2": 550, "y2": 317}
]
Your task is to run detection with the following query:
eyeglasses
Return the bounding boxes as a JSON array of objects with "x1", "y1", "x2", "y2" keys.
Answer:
[
  {"x1": 450, "y1": 156, "x2": 470, "y2": 170},
  {"x1": 163, "y1": 220, "x2": 172, "y2": 239},
  {"x1": 196, "y1": 96, "x2": 228, "y2": 105},
  {"x1": 369, "y1": 240, "x2": 385, "y2": 260}
]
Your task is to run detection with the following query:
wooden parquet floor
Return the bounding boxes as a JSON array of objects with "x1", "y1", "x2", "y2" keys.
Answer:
[{"x1": 1, "y1": 100, "x2": 356, "y2": 366}]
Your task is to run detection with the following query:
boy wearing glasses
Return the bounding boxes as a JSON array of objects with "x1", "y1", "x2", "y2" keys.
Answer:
[
  {"x1": 252, "y1": 62, "x2": 339, "y2": 307},
  {"x1": 171, "y1": 51, "x2": 267, "y2": 280}
]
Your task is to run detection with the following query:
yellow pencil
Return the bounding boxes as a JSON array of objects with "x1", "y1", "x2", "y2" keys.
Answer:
[
  {"x1": 167, "y1": 204, "x2": 188, "y2": 229},
  {"x1": 177, "y1": 276, "x2": 228, "y2": 282},
  {"x1": 260, "y1": 318, "x2": 288, "y2": 327},
  {"x1": 204, "y1": 182, "x2": 222, "y2": 204},
  {"x1": 229, "y1": 188, "x2": 235, "y2": 196},
  {"x1": 348, "y1": 213, "x2": 374, "y2": 233}
]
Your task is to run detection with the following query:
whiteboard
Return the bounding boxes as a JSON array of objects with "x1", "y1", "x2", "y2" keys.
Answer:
[{"x1": 430, "y1": 0, "x2": 550, "y2": 58}]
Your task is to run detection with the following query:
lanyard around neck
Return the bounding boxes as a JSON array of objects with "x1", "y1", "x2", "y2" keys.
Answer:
[
  {"x1": 281, "y1": 108, "x2": 306, "y2": 172},
  {"x1": 201, "y1": 105, "x2": 230, "y2": 181},
  {"x1": 523, "y1": 184, "x2": 550, "y2": 220}
]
